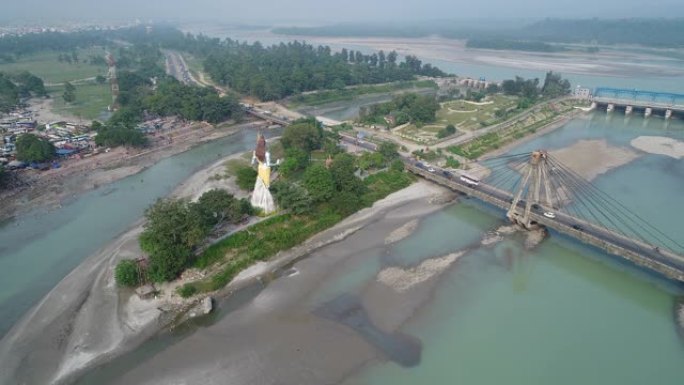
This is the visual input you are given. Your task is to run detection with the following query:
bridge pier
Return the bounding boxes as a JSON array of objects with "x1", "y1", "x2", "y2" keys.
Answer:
[
  {"x1": 607, "y1": 104, "x2": 615, "y2": 113},
  {"x1": 645, "y1": 107, "x2": 652, "y2": 117},
  {"x1": 666, "y1": 109, "x2": 673, "y2": 119},
  {"x1": 625, "y1": 105, "x2": 633, "y2": 115}
]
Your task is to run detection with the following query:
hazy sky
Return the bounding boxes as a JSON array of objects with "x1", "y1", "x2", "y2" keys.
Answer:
[{"x1": 3, "y1": 0, "x2": 684, "y2": 23}]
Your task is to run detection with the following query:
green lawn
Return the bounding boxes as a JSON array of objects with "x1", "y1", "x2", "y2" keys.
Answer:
[
  {"x1": 436, "y1": 94, "x2": 519, "y2": 131},
  {"x1": 48, "y1": 82, "x2": 112, "y2": 120},
  {"x1": 0, "y1": 47, "x2": 108, "y2": 84}
]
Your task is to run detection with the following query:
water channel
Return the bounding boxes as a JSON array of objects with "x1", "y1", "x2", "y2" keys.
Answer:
[{"x1": 1, "y1": 33, "x2": 684, "y2": 384}]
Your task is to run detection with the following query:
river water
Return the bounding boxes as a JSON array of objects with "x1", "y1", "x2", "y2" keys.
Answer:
[
  {"x1": 2, "y1": 32, "x2": 684, "y2": 384},
  {"x1": 0, "y1": 128, "x2": 278, "y2": 338}
]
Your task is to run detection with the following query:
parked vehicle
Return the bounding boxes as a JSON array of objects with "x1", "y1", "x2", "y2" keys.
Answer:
[{"x1": 543, "y1": 212, "x2": 556, "y2": 219}]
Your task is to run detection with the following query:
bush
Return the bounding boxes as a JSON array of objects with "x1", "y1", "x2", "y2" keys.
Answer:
[
  {"x1": 446, "y1": 157, "x2": 461, "y2": 169},
  {"x1": 177, "y1": 284, "x2": 198, "y2": 298},
  {"x1": 115, "y1": 259, "x2": 140, "y2": 287},
  {"x1": 235, "y1": 166, "x2": 257, "y2": 190}
]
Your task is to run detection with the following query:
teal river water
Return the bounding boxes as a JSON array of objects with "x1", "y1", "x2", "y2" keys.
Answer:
[
  {"x1": 0, "y1": 129, "x2": 279, "y2": 337},
  {"x1": 1, "y1": 39, "x2": 684, "y2": 383}
]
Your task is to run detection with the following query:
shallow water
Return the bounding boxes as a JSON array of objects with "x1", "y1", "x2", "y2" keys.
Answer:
[
  {"x1": 0, "y1": 128, "x2": 280, "y2": 338},
  {"x1": 342, "y1": 114, "x2": 684, "y2": 385}
]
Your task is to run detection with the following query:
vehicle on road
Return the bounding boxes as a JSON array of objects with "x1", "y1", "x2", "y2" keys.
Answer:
[
  {"x1": 543, "y1": 212, "x2": 556, "y2": 219},
  {"x1": 428, "y1": 167, "x2": 436, "y2": 173},
  {"x1": 441, "y1": 170, "x2": 452, "y2": 178},
  {"x1": 572, "y1": 224, "x2": 583, "y2": 231},
  {"x1": 459, "y1": 173, "x2": 480, "y2": 186}
]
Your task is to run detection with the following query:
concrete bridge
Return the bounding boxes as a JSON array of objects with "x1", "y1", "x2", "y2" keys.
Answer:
[
  {"x1": 404, "y1": 159, "x2": 684, "y2": 283},
  {"x1": 591, "y1": 87, "x2": 684, "y2": 119}
]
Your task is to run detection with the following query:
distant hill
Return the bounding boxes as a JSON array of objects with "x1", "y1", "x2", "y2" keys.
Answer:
[{"x1": 273, "y1": 18, "x2": 684, "y2": 48}]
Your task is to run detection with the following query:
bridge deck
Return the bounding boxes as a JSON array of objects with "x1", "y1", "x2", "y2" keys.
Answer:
[{"x1": 406, "y1": 164, "x2": 684, "y2": 282}]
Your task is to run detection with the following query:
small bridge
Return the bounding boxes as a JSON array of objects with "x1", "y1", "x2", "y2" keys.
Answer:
[
  {"x1": 591, "y1": 87, "x2": 684, "y2": 118},
  {"x1": 405, "y1": 152, "x2": 684, "y2": 282}
]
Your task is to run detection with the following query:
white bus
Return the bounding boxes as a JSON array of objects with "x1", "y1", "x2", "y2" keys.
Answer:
[{"x1": 459, "y1": 173, "x2": 480, "y2": 186}]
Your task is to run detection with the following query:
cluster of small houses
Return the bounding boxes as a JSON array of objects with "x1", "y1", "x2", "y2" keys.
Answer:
[{"x1": 1, "y1": 112, "x2": 97, "y2": 170}]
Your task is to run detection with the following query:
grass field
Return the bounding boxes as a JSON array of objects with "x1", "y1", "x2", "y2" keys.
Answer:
[
  {"x1": 0, "y1": 47, "x2": 108, "y2": 84},
  {"x1": 395, "y1": 94, "x2": 519, "y2": 145},
  {"x1": 288, "y1": 80, "x2": 438, "y2": 107},
  {"x1": 447, "y1": 99, "x2": 579, "y2": 159},
  {"x1": 47, "y1": 82, "x2": 112, "y2": 120},
  {"x1": 436, "y1": 94, "x2": 519, "y2": 131}
]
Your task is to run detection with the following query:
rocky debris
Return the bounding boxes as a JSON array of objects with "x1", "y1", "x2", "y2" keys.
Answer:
[
  {"x1": 428, "y1": 192, "x2": 457, "y2": 205},
  {"x1": 524, "y1": 227, "x2": 548, "y2": 250},
  {"x1": 496, "y1": 225, "x2": 520, "y2": 235},
  {"x1": 481, "y1": 231, "x2": 503, "y2": 246},
  {"x1": 188, "y1": 297, "x2": 213, "y2": 318}
]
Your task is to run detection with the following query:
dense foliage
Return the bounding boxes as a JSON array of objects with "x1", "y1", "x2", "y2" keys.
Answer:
[
  {"x1": 235, "y1": 166, "x2": 257, "y2": 190},
  {"x1": 115, "y1": 259, "x2": 141, "y2": 287},
  {"x1": 501, "y1": 72, "x2": 570, "y2": 102},
  {"x1": 359, "y1": 93, "x2": 440, "y2": 127},
  {"x1": 93, "y1": 123, "x2": 148, "y2": 148},
  {"x1": 202, "y1": 41, "x2": 446, "y2": 100},
  {"x1": 0, "y1": 71, "x2": 47, "y2": 112},
  {"x1": 138, "y1": 189, "x2": 253, "y2": 282},
  {"x1": 281, "y1": 118, "x2": 324, "y2": 153},
  {"x1": 15, "y1": 134, "x2": 55, "y2": 162}
]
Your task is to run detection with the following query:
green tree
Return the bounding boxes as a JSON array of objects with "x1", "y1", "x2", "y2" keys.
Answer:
[
  {"x1": 390, "y1": 159, "x2": 405, "y2": 172},
  {"x1": 115, "y1": 259, "x2": 141, "y2": 287},
  {"x1": 63, "y1": 81, "x2": 76, "y2": 103},
  {"x1": 271, "y1": 181, "x2": 313, "y2": 215},
  {"x1": 194, "y1": 188, "x2": 237, "y2": 225},
  {"x1": 330, "y1": 153, "x2": 366, "y2": 194},
  {"x1": 235, "y1": 166, "x2": 257, "y2": 190},
  {"x1": 303, "y1": 163, "x2": 335, "y2": 203},
  {"x1": 281, "y1": 121, "x2": 323, "y2": 153},
  {"x1": 278, "y1": 147, "x2": 309, "y2": 178},
  {"x1": 378, "y1": 141, "x2": 399, "y2": 162},
  {"x1": 15, "y1": 133, "x2": 55, "y2": 162},
  {"x1": 139, "y1": 199, "x2": 207, "y2": 282}
]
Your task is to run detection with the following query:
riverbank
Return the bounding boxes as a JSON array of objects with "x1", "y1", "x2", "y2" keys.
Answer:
[
  {"x1": 76, "y1": 180, "x2": 455, "y2": 385},
  {"x1": 0, "y1": 142, "x2": 451, "y2": 385},
  {"x1": 0, "y1": 120, "x2": 263, "y2": 221}
]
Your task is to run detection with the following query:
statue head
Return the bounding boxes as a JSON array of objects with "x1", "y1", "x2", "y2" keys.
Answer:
[{"x1": 255, "y1": 134, "x2": 267, "y2": 163}]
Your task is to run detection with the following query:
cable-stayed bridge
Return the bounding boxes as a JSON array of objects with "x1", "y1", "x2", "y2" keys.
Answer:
[{"x1": 405, "y1": 151, "x2": 684, "y2": 282}]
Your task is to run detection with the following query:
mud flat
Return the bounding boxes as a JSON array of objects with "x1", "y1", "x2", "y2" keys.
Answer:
[
  {"x1": 550, "y1": 139, "x2": 640, "y2": 181},
  {"x1": 72, "y1": 182, "x2": 451, "y2": 385},
  {"x1": 630, "y1": 136, "x2": 684, "y2": 159},
  {"x1": 0, "y1": 178, "x2": 451, "y2": 385}
]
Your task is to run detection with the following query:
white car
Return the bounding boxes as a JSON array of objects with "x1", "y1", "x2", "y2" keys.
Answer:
[
  {"x1": 428, "y1": 167, "x2": 436, "y2": 173},
  {"x1": 543, "y1": 212, "x2": 556, "y2": 219}
]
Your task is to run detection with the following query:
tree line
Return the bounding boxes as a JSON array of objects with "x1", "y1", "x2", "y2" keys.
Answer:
[
  {"x1": 359, "y1": 93, "x2": 440, "y2": 127},
  {"x1": 0, "y1": 71, "x2": 47, "y2": 112},
  {"x1": 202, "y1": 40, "x2": 446, "y2": 101},
  {"x1": 501, "y1": 71, "x2": 571, "y2": 106}
]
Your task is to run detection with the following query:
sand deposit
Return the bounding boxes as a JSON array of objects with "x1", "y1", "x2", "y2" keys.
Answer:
[
  {"x1": 377, "y1": 252, "x2": 463, "y2": 293},
  {"x1": 385, "y1": 219, "x2": 420, "y2": 244},
  {"x1": 630, "y1": 136, "x2": 684, "y2": 159},
  {"x1": 550, "y1": 139, "x2": 640, "y2": 181}
]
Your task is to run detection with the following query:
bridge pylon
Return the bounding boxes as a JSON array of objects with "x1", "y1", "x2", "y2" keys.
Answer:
[{"x1": 507, "y1": 150, "x2": 556, "y2": 229}]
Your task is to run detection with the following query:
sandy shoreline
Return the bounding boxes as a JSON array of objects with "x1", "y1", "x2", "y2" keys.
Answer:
[{"x1": 0, "y1": 148, "x2": 452, "y2": 385}]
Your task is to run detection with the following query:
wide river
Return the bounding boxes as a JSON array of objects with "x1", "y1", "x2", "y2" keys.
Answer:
[{"x1": 2, "y1": 34, "x2": 684, "y2": 384}]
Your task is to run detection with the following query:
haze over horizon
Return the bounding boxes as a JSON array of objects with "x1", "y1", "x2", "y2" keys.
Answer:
[{"x1": 2, "y1": 0, "x2": 684, "y2": 24}]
